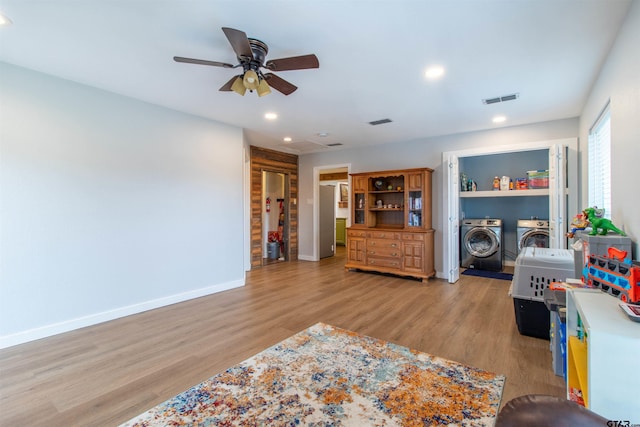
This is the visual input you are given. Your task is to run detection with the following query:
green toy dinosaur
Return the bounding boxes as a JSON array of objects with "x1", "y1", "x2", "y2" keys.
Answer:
[{"x1": 583, "y1": 207, "x2": 626, "y2": 236}]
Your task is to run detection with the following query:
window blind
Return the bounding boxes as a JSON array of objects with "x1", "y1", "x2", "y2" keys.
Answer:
[{"x1": 588, "y1": 104, "x2": 611, "y2": 218}]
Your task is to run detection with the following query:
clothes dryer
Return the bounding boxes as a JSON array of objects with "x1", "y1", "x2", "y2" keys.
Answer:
[
  {"x1": 517, "y1": 219, "x2": 550, "y2": 254},
  {"x1": 460, "y1": 218, "x2": 503, "y2": 271}
]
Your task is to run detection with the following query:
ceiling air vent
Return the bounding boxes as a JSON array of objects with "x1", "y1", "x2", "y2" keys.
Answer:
[
  {"x1": 482, "y1": 93, "x2": 519, "y2": 105},
  {"x1": 369, "y1": 118, "x2": 393, "y2": 126},
  {"x1": 326, "y1": 143, "x2": 343, "y2": 147}
]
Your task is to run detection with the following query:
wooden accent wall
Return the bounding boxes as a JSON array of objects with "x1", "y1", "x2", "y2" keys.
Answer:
[{"x1": 250, "y1": 146, "x2": 299, "y2": 268}]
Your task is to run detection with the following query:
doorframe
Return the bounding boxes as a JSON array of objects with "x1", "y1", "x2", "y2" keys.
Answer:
[
  {"x1": 442, "y1": 138, "x2": 578, "y2": 283},
  {"x1": 312, "y1": 163, "x2": 351, "y2": 261},
  {"x1": 249, "y1": 146, "x2": 298, "y2": 269}
]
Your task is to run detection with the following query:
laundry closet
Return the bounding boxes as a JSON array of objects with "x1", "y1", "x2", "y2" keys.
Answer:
[
  {"x1": 460, "y1": 149, "x2": 550, "y2": 263},
  {"x1": 443, "y1": 138, "x2": 579, "y2": 283}
]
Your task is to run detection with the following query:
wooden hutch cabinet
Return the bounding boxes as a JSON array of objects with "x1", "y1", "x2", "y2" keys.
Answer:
[{"x1": 346, "y1": 167, "x2": 434, "y2": 281}]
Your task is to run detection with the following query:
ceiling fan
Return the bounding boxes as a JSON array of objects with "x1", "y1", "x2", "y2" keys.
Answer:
[{"x1": 174, "y1": 27, "x2": 319, "y2": 97}]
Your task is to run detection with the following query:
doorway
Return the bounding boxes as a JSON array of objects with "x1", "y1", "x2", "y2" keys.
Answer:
[
  {"x1": 249, "y1": 146, "x2": 298, "y2": 269},
  {"x1": 442, "y1": 138, "x2": 578, "y2": 283},
  {"x1": 262, "y1": 171, "x2": 288, "y2": 264},
  {"x1": 315, "y1": 165, "x2": 350, "y2": 261},
  {"x1": 319, "y1": 184, "x2": 335, "y2": 258}
]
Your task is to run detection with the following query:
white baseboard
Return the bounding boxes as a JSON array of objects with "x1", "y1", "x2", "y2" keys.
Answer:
[
  {"x1": 297, "y1": 254, "x2": 316, "y2": 261},
  {"x1": 0, "y1": 279, "x2": 245, "y2": 349}
]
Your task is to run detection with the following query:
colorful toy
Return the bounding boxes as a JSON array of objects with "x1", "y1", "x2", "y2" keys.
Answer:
[
  {"x1": 583, "y1": 207, "x2": 626, "y2": 236},
  {"x1": 586, "y1": 247, "x2": 640, "y2": 303},
  {"x1": 566, "y1": 212, "x2": 589, "y2": 238}
]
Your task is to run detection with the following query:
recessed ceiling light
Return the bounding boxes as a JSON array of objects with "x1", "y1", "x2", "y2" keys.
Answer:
[
  {"x1": 493, "y1": 115, "x2": 507, "y2": 123},
  {"x1": 425, "y1": 66, "x2": 445, "y2": 79},
  {"x1": 0, "y1": 12, "x2": 12, "y2": 26},
  {"x1": 283, "y1": 137, "x2": 292, "y2": 142},
  {"x1": 264, "y1": 112, "x2": 278, "y2": 120},
  {"x1": 317, "y1": 132, "x2": 329, "y2": 137}
]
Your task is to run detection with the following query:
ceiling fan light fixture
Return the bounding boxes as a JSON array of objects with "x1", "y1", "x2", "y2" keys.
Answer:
[
  {"x1": 231, "y1": 76, "x2": 246, "y2": 96},
  {"x1": 257, "y1": 78, "x2": 271, "y2": 97},
  {"x1": 243, "y1": 69, "x2": 260, "y2": 91},
  {"x1": 175, "y1": 27, "x2": 318, "y2": 96}
]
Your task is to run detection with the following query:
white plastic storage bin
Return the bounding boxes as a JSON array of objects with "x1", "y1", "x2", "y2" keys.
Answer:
[{"x1": 511, "y1": 247, "x2": 575, "y2": 302}]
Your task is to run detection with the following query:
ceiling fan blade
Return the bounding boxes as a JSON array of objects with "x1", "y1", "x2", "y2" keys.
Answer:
[
  {"x1": 219, "y1": 75, "x2": 241, "y2": 91},
  {"x1": 263, "y1": 73, "x2": 298, "y2": 95},
  {"x1": 222, "y1": 27, "x2": 253, "y2": 59},
  {"x1": 174, "y1": 56, "x2": 234, "y2": 68},
  {"x1": 265, "y1": 54, "x2": 319, "y2": 71}
]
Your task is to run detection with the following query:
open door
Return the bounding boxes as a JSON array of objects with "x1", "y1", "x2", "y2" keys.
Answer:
[
  {"x1": 444, "y1": 152, "x2": 460, "y2": 283},
  {"x1": 319, "y1": 185, "x2": 335, "y2": 258},
  {"x1": 548, "y1": 144, "x2": 566, "y2": 249}
]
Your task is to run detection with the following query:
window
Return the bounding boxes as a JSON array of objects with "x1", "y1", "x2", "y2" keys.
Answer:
[{"x1": 588, "y1": 103, "x2": 611, "y2": 218}]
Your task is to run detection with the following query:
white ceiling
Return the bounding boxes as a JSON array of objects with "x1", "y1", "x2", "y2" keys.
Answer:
[{"x1": 0, "y1": 1, "x2": 631, "y2": 154}]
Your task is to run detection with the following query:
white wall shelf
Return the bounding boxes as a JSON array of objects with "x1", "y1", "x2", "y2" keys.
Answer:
[{"x1": 459, "y1": 189, "x2": 549, "y2": 198}]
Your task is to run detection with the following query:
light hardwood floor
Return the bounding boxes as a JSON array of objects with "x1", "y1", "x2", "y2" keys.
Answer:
[{"x1": 0, "y1": 247, "x2": 565, "y2": 426}]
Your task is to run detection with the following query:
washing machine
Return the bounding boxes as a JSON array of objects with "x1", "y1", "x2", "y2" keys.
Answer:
[
  {"x1": 460, "y1": 219, "x2": 503, "y2": 271},
  {"x1": 517, "y1": 219, "x2": 550, "y2": 254}
]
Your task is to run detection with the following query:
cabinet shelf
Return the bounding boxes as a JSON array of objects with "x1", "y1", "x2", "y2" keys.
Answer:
[{"x1": 459, "y1": 189, "x2": 549, "y2": 198}]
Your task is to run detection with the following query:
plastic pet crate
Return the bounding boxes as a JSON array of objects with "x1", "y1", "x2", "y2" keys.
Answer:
[
  {"x1": 513, "y1": 298, "x2": 550, "y2": 339},
  {"x1": 511, "y1": 247, "x2": 575, "y2": 302},
  {"x1": 510, "y1": 247, "x2": 575, "y2": 340}
]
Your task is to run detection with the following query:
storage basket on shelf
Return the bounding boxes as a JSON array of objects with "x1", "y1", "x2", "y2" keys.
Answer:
[
  {"x1": 526, "y1": 169, "x2": 549, "y2": 189},
  {"x1": 510, "y1": 246, "x2": 575, "y2": 339}
]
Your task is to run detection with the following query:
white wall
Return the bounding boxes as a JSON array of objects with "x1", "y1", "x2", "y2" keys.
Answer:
[
  {"x1": 299, "y1": 118, "x2": 579, "y2": 276},
  {"x1": 579, "y1": 0, "x2": 640, "y2": 257},
  {"x1": 0, "y1": 63, "x2": 245, "y2": 347}
]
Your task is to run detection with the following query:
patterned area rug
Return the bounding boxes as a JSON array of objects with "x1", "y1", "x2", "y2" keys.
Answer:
[{"x1": 121, "y1": 323, "x2": 505, "y2": 426}]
